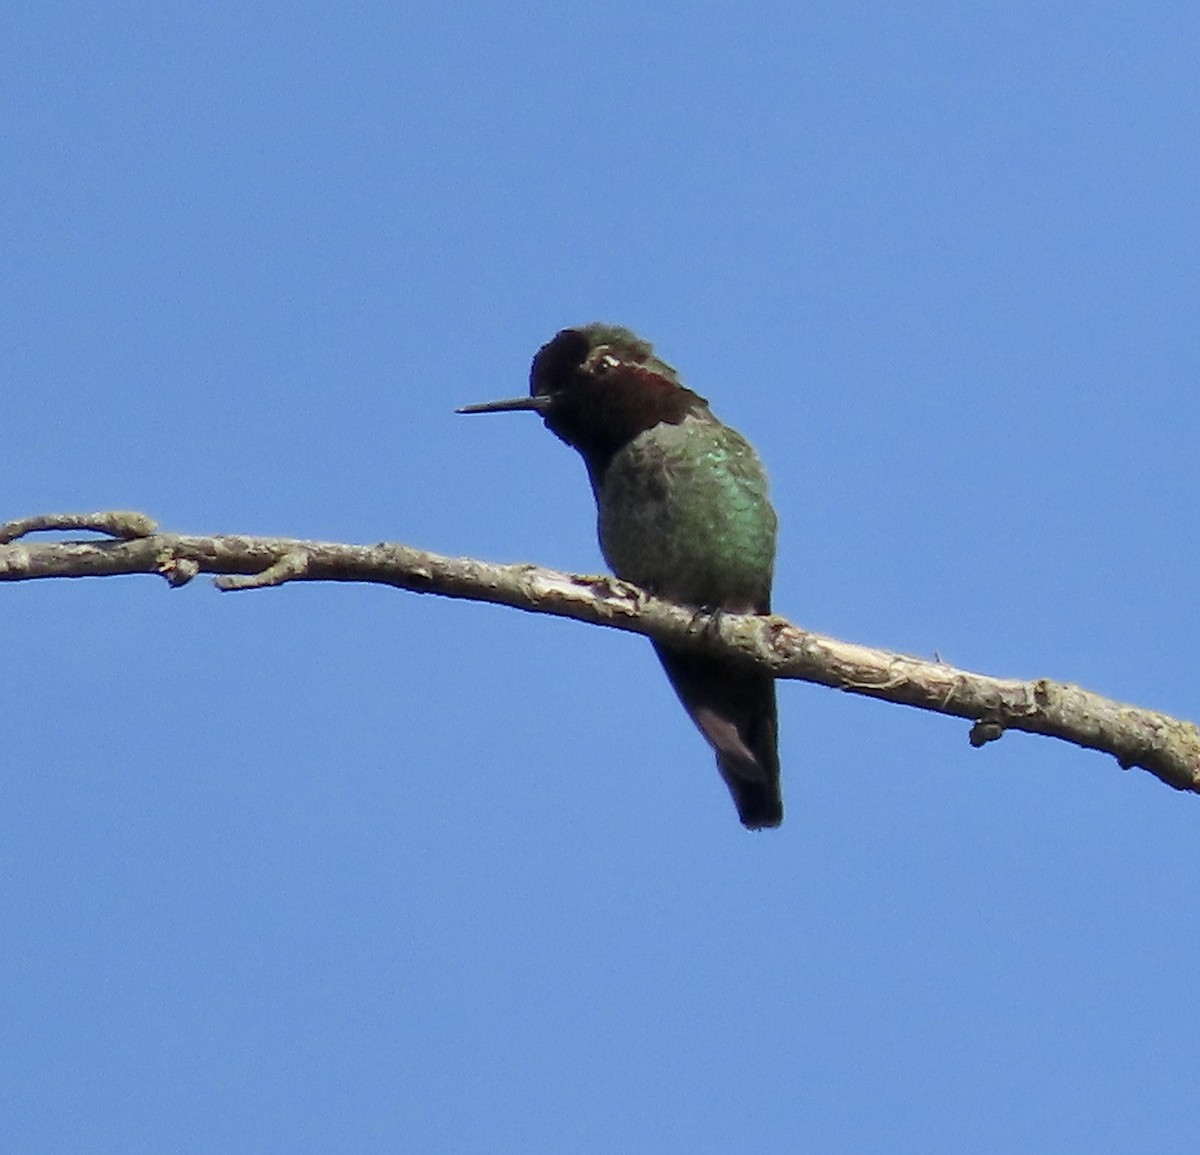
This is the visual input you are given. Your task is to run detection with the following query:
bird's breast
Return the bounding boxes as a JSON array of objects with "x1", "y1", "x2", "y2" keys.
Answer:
[{"x1": 594, "y1": 417, "x2": 776, "y2": 612}]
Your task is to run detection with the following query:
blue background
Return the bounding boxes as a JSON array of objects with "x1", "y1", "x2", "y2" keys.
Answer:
[{"x1": 3, "y1": 3, "x2": 1198, "y2": 1151}]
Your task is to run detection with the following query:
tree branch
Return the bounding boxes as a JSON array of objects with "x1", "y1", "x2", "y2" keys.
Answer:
[{"x1": 3, "y1": 510, "x2": 1197, "y2": 795}]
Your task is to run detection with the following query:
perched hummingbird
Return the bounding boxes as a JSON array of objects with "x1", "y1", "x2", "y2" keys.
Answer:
[{"x1": 458, "y1": 324, "x2": 782, "y2": 829}]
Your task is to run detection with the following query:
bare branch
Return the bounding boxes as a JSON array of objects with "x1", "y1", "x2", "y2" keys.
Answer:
[
  {"x1": 3, "y1": 509, "x2": 1197, "y2": 795},
  {"x1": 0, "y1": 509, "x2": 158, "y2": 543}
]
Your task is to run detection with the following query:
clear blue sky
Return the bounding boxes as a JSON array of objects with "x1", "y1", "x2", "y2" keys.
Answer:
[{"x1": 3, "y1": 3, "x2": 1198, "y2": 1151}]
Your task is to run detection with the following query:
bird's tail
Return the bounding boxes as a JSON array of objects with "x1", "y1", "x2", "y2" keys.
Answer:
[{"x1": 652, "y1": 643, "x2": 783, "y2": 829}]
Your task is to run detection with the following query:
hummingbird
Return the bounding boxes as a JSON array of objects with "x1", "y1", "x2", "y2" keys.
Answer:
[{"x1": 458, "y1": 324, "x2": 782, "y2": 829}]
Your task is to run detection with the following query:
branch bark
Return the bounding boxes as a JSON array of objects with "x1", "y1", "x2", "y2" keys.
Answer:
[{"x1": 3, "y1": 510, "x2": 1198, "y2": 795}]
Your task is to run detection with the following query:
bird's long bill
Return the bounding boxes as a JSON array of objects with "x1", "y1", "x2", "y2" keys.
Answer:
[{"x1": 455, "y1": 395, "x2": 551, "y2": 415}]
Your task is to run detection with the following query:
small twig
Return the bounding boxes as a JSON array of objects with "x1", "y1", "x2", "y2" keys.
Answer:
[
  {"x1": 215, "y1": 549, "x2": 314, "y2": 590},
  {"x1": 0, "y1": 510, "x2": 157, "y2": 544}
]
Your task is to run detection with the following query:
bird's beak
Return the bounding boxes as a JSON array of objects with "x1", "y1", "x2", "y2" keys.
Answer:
[{"x1": 456, "y1": 395, "x2": 552, "y2": 415}]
